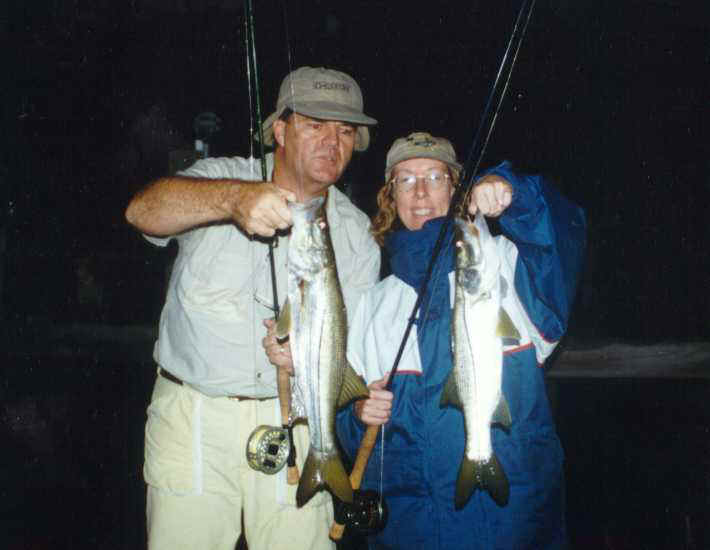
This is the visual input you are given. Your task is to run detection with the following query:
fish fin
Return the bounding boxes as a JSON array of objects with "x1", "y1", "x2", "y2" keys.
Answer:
[
  {"x1": 455, "y1": 453, "x2": 510, "y2": 510},
  {"x1": 336, "y1": 363, "x2": 369, "y2": 409},
  {"x1": 491, "y1": 395, "x2": 512, "y2": 429},
  {"x1": 275, "y1": 299, "x2": 291, "y2": 341},
  {"x1": 296, "y1": 449, "x2": 353, "y2": 507},
  {"x1": 324, "y1": 454, "x2": 353, "y2": 505},
  {"x1": 440, "y1": 370, "x2": 462, "y2": 409},
  {"x1": 296, "y1": 449, "x2": 324, "y2": 508},
  {"x1": 496, "y1": 307, "x2": 520, "y2": 342}
]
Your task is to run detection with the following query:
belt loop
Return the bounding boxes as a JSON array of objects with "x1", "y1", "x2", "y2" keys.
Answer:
[{"x1": 158, "y1": 367, "x2": 184, "y2": 386}]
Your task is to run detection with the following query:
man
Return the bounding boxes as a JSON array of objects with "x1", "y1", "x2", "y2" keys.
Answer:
[{"x1": 125, "y1": 66, "x2": 380, "y2": 550}]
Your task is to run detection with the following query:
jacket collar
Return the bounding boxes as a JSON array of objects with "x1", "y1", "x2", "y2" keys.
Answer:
[{"x1": 385, "y1": 217, "x2": 454, "y2": 292}]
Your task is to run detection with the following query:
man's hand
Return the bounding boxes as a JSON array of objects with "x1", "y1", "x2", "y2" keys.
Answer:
[
  {"x1": 354, "y1": 373, "x2": 393, "y2": 426},
  {"x1": 467, "y1": 174, "x2": 512, "y2": 218},
  {"x1": 233, "y1": 183, "x2": 296, "y2": 237},
  {"x1": 125, "y1": 177, "x2": 298, "y2": 238},
  {"x1": 262, "y1": 318, "x2": 294, "y2": 375}
]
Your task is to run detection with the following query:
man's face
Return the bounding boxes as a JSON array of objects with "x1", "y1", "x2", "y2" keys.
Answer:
[{"x1": 273, "y1": 113, "x2": 356, "y2": 199}]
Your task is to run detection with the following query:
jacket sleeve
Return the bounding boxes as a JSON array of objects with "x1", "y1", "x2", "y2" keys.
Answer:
[{"x1": 485, "y1": 161, "x2": 587, "y2": 343}]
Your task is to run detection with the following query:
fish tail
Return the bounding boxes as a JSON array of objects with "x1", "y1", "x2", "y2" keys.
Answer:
[
  {"x1": 455, "y1": 452, "x2": 510, "y2": 510},
  {"x1": 296, "y1": 448, "x2": 353, "y2": 508}
]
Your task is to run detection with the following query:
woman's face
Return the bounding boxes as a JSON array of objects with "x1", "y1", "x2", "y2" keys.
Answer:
[{"x1": 391, "y1": 158, "x2": 454, "y2": 230}]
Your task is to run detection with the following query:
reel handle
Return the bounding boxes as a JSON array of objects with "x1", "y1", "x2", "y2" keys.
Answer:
[
  {"x1": 329, "y1": 424, "x2": 380, "y2": 540},
  {"x1": 277, "y1": 367, "x2": 299, "y2": 485}
]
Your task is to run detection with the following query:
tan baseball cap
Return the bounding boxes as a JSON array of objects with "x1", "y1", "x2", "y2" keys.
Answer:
[
  {"x1": 261, "y1": 66, "x2": 377, "y2": 152},
  {"x1": 385, "y1": 132, "x2": 462, "y2": 180}
]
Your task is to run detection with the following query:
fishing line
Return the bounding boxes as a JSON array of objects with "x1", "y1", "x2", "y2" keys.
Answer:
[
  {"x1": 243, "y1": 0, "x2": 258, "y2": 421},
  {"x1": 244, "y1": 0, "x2": 300, "y2": 481},
  {"x1": 279, "y1": 0, "x2": 304, "y2": 205},
  {"x1": 244, "y1": 11, "x2": 255, "y2": 163},
  {"x1": 244, "y1": 0, "x2": 266, "y2": 437},
  {"x1": 375, "y1": 206, "x2": 456, "y2": 508},
  {"x1": 280, "y1": 1, "x2": 296, "y2": 86},
  {"x1": 459, "y1": 0, "x2": 537, "y2": 206},
  {"x1": 384, "y1": 0, "x2": 536, "y2": 390},
  {"x1": 373, "y1": 0, "x2": 538, "y2": 514},
  {"x1": 278, "y1": 0, "x2": 304, "y2": 429}
]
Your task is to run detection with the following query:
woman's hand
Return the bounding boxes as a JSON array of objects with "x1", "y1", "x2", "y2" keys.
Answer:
[
  {"x1": 354, "y1": 373, "x2": 393, "y2": 426},
  {"x1": 467, "y1": 174, "x2": 512, "y2": 217}
]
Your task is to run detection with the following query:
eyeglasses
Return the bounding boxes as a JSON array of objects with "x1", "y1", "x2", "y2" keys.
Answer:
[{"x1": 391, "y1": 170, "x2": 451, "y2": 192}]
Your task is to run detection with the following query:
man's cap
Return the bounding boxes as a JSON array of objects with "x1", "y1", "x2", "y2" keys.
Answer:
[
  {"x1": 385, "y1": 132, "x2": 462, "y2": 180},
  {"x1": 261, "y1": 66, "x2": 377, "y2": 152}
]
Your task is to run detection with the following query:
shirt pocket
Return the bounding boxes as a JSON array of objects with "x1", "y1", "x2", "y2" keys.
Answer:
[{"x1": 176, "y1": 227, "x2": 261, "y2": 318}]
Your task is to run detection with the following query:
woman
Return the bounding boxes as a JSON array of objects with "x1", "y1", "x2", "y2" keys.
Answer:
[{"x1": 336, "y1": 132, "x2": 586, "y2": 549}]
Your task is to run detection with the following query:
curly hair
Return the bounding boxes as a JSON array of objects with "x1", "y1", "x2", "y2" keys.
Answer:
[
  {"x1": 370, "y1": 167, "x2": 460, "y2": 246},
  {"x1": 370, "y1": 179, "x2": 398, "y2": 246}
]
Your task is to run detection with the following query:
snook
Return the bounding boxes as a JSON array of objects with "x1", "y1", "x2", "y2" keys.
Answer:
[
  {"x1": 276, "y1": 196, "x2": 368, "y2": 508},
  {"x1": 441, "y1": 213, "x2": 520, "y2": 509}
]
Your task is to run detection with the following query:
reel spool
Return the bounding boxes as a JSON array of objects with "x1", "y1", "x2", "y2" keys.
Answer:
[
  {"x1": 246, "y1": 424, "x2": 290, "y2": 474},
  {"x1": 340, "y1": 490, "x2": 388, "y2": 536}
]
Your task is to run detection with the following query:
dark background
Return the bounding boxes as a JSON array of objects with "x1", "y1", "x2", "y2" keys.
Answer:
[{"x1": 2, "y1": 1, "x2": 709, "y2": 549}]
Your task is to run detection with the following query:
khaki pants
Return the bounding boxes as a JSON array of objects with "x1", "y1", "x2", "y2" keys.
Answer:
[{"x1": 144, "y1": 374, "x2": 335, "y2": 550}]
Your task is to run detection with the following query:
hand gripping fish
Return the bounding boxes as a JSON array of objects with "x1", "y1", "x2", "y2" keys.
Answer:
[
  {"x1": 441, "y1": 213, "x2": 520, "y2": 509},
  {"x1": 275, "y1": 196, "x2": 369, "y2": 508}
]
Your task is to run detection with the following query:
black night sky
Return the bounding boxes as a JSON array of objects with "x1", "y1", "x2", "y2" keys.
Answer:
[
  {"x1": 4, "y1": 0, "x2": 709, "y2": 342},
  {"x1": 3, "y1": 1, "x2": 710, "y2": 549}
]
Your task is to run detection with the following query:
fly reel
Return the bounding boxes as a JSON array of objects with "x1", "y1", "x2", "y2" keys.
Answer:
[
  {"x1": 246, "y1": 425, "x2": 290, "y2": 474},
  {"x1": 338, "y1": 490, "x2": 388, "y2": 536}
]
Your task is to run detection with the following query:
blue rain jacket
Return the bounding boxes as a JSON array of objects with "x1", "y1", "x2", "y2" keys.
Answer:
[{"x1": 336, "y1": 162, "x2": 586, "y2": 549}]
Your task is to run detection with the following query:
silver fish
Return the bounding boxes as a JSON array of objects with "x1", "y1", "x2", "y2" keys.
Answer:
[
  {"x1": 276, "y1": 196, "x2": 368, "y2": 508},
  {"x1": 441, "y1": 213, "x2": 520, "y2": 509}
]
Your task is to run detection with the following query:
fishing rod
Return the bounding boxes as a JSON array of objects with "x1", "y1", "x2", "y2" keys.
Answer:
[
  {"x1": 388, "y1": 0, "x2": 537, "y2": 391},
  {"x1": 329, "y1": 0, "x2": 537, "y2": 540},
  {"x1": 243, "y1": 0, "x2": 299, "y2": 485}
]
